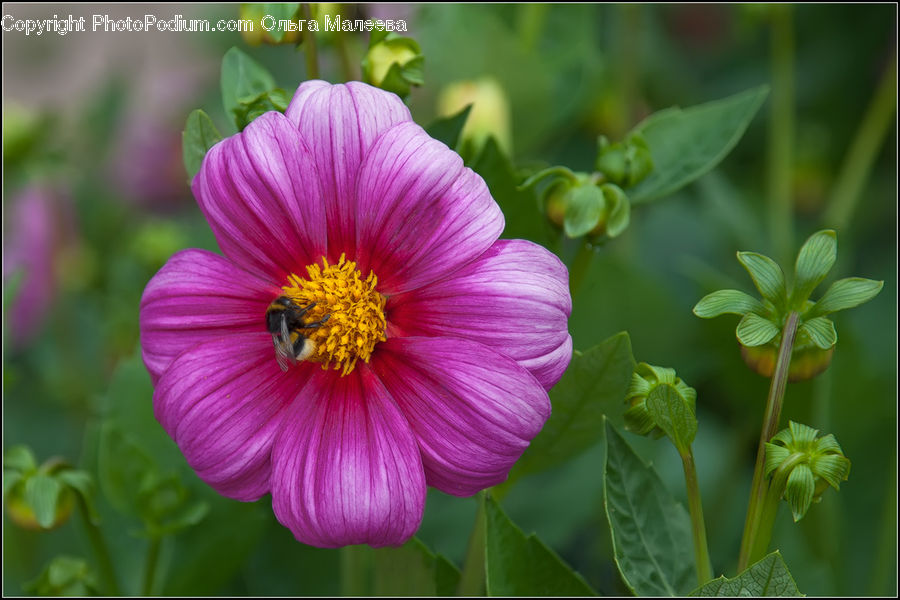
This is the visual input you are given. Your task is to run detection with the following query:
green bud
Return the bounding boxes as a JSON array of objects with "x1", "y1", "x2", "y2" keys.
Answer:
[
  {"x1": 362, "y1": 33, "x2": 424, "y2": 100},
  {"x1": 764, "y1": 421, "x2": 850, "y2": 522},
  {"x1": 437, "y1": 77, "x2": 513, "y2": 156},
  {"x1": 239, "y1": 4, "x2": 302, "y2": 46},
  {"x1": 24, "y1": 556, "x2": 99, "y2": 596},
  {"x1": 624, "y1": 363, "x2": 697, "y2": 452},
  {"x1": 595, "y1": 134, "x2": 654, "y2": 188}
]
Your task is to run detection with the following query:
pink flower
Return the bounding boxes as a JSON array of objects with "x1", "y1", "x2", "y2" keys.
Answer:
[{"x1": 139, "y1": 81, "x2": 572, "y2": 548}]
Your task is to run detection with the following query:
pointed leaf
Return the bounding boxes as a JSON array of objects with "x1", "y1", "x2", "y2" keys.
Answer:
[
  {"x1": 604, "y1": 421, "x2": 695, "y2": 596},
  {"x1": 182, "y1": 109, "x2": 222, "y2": 180},
  {"x1": 736, "y1": 313, "x2": 780, "y2": 347},
  {"x1": 806, "y1": 277, "x2": 884, "y2": 318},
  {"x1": 629, "y1": 86, "x2": 769, "y2": 203},
  {"x1": 693, "y1": 289, "x2": 766, "y2": 318},
  {"x1": 24, "y1": 474, "x2": 63, "y2": 528},
  {"x1": 508, "y1": 333, "x2": 635, "y2": 484},
  {"x1": 691, "y1": 551, "x2": 802, "y2": 596},
  {"x1": 220, "y1": 47, "x2": 277, "y2": 131},
  {"x1": 792, "y1": 230, "x2": 836, "y2": 305},
  {"x1": 798, "y1": 317, "x2": 837, "y2": 349},
  {"x1": 426, "y1": 104, "x2": 472, "y2": 150},
  {"x1": 645, "y1": 384, "x2": 697, "y2": 453},
  {"x1": 737, "y1": 252, "x2": 787, "y2": 306},
  {"x1": 564, "y1": 184, "x2": 605, "y2": 238},
  {"x1": 484, "y1": 495, "x2": 596, "y2": 596}
]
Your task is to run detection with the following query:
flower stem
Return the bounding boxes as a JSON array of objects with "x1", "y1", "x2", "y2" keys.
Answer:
[
  {"x1": 334, "y1": 27, "x2": 356, "y2": 82},
  {"x1": 680, "y1": 447, "x2": 713, "y2": 585},
  {"x1": 748, "y1": 452, "x2": 802, "y2": 562},
  {"x1": 823, "y1": 51, "x2": 897, "y2": 230},
  {"x1": 737, "y1": 310, "x2": 800, "y2": 571},
  {"x1": 457, "y1": 491, "x2": 486, "y2": 596},
  {"x1": 767, "y1": 4, "x2": 795, "y2": 265},
  {"x1": 301, "y1": 4, "x2": 320, "y2": 79},
  {"x1": 568, "y1": 241, "x2": 595, "y2": 297},
  {"x1": 77, "y1": 498, "x2": 119, "y2": 595},
  {"x1": 142, "y1": 536, "x2": 161, "y2": 596}
]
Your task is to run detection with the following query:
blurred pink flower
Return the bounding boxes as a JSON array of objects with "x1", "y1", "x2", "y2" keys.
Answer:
[{"x1": 140, "y1": 81, "x2": 572, "y2": 548}]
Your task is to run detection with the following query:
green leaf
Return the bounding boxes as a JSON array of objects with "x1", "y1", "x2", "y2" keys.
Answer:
[
  {"x1": 806, "y1": 277, "x2": 884, "y2": 318},
  {"x1": 628, "y1": 86, "x2": 769, "y2": 204},
  {"x1": 736, "y1": 313, "x2": 780, "y2": 347},
  {"x1": 425, "y1": 104, "x2": 472, "y2": 150},
  {"x1": 737, "y1": 252, "x2": 787, "y2": 306},
  {"x1": 24, "y1": 556, "x2": 99, "y2": 596},
  {"x1": 792, "y1": 230, "x2": 837, "y2": 306},
  {"x1": 484, "y1": 495, "x2": 596, "y2": 596},
  {"x1": 56, "y1": 469, "x2": 100, "y2": 524},
  {"x1": 232, "y1": 88, "x2": 291, "y2": 130},
  {"x1": 4, "y1": 444, "x2": 37, "y2": 473},
  {"x1": 693, "y1": 289, "x2": 766, "y2": 318},
  {"x1": 259, "y1": 3, "x2": 300, "y2": 42},
  {"x1": 24, "y1": 474, "x2": 63, "y2": 528},
  {"x1": 645, "y1": 384, "x2": 697, "y2": 453},
  {"x1": 798, "y1": 317, "x2": 837, "y2": 349},
  {"x1": 564, "y1": 184, "x2": 605, "y2": 238},
  {"x1": 508, "y1": 332, "x2": 635, "y2": 484},
  {"x1": 97, "y1": 422, "x2": 157, "y2": 515},
  {"x1": 182, "y1": 109, "x2": 222, "y2": 180},
  {"x1": 604, "y1": 421, "x2": 695, "y2": 596},
  {"x1": 690, "y1": 551, "x2": 802, "y2": 596},
  {"x1": 342, "y1": 538, "x2": 460, "y2": 596},
  {"x1": 220, "y1": 47, "x2": 277, "y2": 131}
]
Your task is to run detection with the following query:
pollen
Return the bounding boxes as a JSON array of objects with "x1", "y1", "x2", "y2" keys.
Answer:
[{"x1": 282, "y1": 254, "x2": 387, "y2": 376}]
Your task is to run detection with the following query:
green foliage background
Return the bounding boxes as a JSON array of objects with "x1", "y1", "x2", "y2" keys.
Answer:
[{"x1": 3, "y1": 4, "x2": 896, "y2": 596}]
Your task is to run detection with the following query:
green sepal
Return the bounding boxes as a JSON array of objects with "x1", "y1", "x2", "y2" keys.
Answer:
[
  {"x1": 805, "y1": 277, "x2": 884, "y2": 318},
  {"x1": 56, "y1": 469, "x2": 101, "y2": 525},
  {"x1": 736, "y1": 313, "x2": 780, "y2": 347},
  {"x1": 737, "y1": 251, "x2": 787, "y2": 307},
  {"x1": 361, "y1": 34, "x2": 424, "y2": 99},
  {"x1": 764, "y1": 443, "x2": 791, "y2": 478},
  {"x1": 809, "y1": 452, "x2": 851, "y2": 491},
  {"x1": 24, "y1": 474, "x2": 64, "y2": 529},
  {"x1": 182, "y1": 109, "x2": 222, "y2": 180},
  {"x1": 563, "y1": 180, "x2": 604, "y2": 238},
  {"x1": 645, "y1": 383, "x2": 697, "y2": 453},
  {"x1": 785, "y1": 464, "x2": 816, "y2": 521},
  {"x1": 791, "y1": 229, "x2": 836, "y2": 307},
  {"x1": 220, "y1": 47, "x2": 277, "y2": 131},
  {"x1": 232, "y1": 88, "x2": 291, "y2": 131},
  {"x1": 4, "y1": 444, "x2": 37, "y2": 473},
  {"x1": 601, "y1": 183, "x2": 631, "y2": 238},
  {"x1": 693, "y1": 289, "x2": 766, "y2": 318},
  {"x1": 798, "y1": 316, "x2": 837, "y2": 350}
]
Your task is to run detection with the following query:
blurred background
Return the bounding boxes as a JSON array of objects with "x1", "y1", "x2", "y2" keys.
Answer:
[{"x1": 3, "y1": 3, "x2": 896, "y2": 596}]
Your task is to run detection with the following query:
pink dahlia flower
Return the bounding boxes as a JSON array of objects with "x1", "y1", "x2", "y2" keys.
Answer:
[{"x1": 140, "y1": 80, "x2": 572, "y2": 548}]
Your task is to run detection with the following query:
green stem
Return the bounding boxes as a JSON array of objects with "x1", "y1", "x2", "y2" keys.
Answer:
[
  {"x1": 77, "y1": 498, "x2": 119, "y2": 595},
  {"x1": 823, "y1": 52, "x2": 897, "y2": 230},
  {"x1": 680, "y1": 448, "x2": 713, "y2": 585},
  {"x1": 737, "y1": 311, "x2": 800, "y2": 571},
  {"x1": 748, "y1": 452, "x2": 803, "y2": 562},
  {"x1": 142, "y1": 536, "x2": 161, "y2": 596},
  {"x1": 516, "y1": 3, "x2": 548, "y2": 52},
  {"x1": 334, "y1": 27, "x2": 356, "y2": 82},
  {"x1": 767, "y1": 4, "x2": 795, "y2": 265},
  {"x1": 568, "y1": 241, "x2": 595, "y2": 297},
  {"x1": 457, "y1": 491, "x2": 486, "y2": 596},
  {"x1": 301, "y1": 4, "x2": 320, "y2": 79},
  {"x1": 340, "y1": 545, "x2": 373, "y2": 595}
]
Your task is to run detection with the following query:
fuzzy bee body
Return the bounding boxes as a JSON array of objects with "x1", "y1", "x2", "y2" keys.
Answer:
[{"x1": 265, "y1": 296, "x2": 330, "y2": 371}]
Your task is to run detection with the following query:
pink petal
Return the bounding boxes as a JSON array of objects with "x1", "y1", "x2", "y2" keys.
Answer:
[
  {"x1": 270, "y1": 366, "x2": 426, "y2": 548},
  {"x1": 153, "y1": 334, "x2": 314, "y2": 501},
  {"x1": 139, "y1": 248, "x2": 278, "y2": 384},
  {"x1": 387, "y1": 239, "x2": 572, "y2": 389},
  {"x1": 370, "y1": 336, "x2": 551, "y2": 496},
  {"x1": 355, "y1": 122, "x2": 504, "y2": 294},
  {"x1": 284, "y1": 81, "x2": 412, "y2": 260},
  {"x1": 192, "y1": 111, "x2": 328, "y2": 282}
]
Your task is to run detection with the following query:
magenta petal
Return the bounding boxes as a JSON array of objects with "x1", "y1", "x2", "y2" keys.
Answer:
[
  {"x1": 153, "y1": 334, "x2": 312, "y2": 501},
  {"x1": 139, "y1": 248, "x2": 278, "y2": 384},
  {"x1": 270, "y1": 367, "x2": 425, "y2": 548},
  {"x1": 284, "y1": 81, "x2": 412, "y2": 260},
  {"x1": 192, "y1": 111, "x2": 328, "y2": 281},
  {"x1": 370, "y1": 337, "x2": 551, "y2": 496},
  {"x1": 355, "y1": 122, "x2": 504, "y2": 294},
  {"x1": 388, "y1": 239, "x2": 572, "y2": 389}
]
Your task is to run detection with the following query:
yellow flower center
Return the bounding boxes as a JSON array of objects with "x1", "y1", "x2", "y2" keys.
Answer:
[{"x1": 281, "y1": 254, "x2": 386, "y2": 376}]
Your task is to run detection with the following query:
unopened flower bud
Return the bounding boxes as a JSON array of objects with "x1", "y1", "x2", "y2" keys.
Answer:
[
  {"x1": 595, "y1": 134, "x2": 654, "y2": 188},
  {"x1": 624, "y1": 363, "x2": 697, "y2": 452},
  {"x1": 362, "y1": 33, "x2": 424, "y2": 100},
  {"x1": 437, "y1": 77, "x2": 512, "y2": 156},
  {"x1": 764, "y1": 421, "x2": 850, "y2": 522},
  {"x1": 240, "y1": 4, "x2": 302, "y2": 46}
]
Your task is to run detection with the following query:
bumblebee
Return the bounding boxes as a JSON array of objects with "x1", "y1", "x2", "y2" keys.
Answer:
[{"x1": 265, "y1": 296, "x2": 330, "y2": 371}]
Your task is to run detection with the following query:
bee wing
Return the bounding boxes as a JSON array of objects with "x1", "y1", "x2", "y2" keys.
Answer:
[{"x1": 272, "y1": 315, "x2": 296, "y2": 372}]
